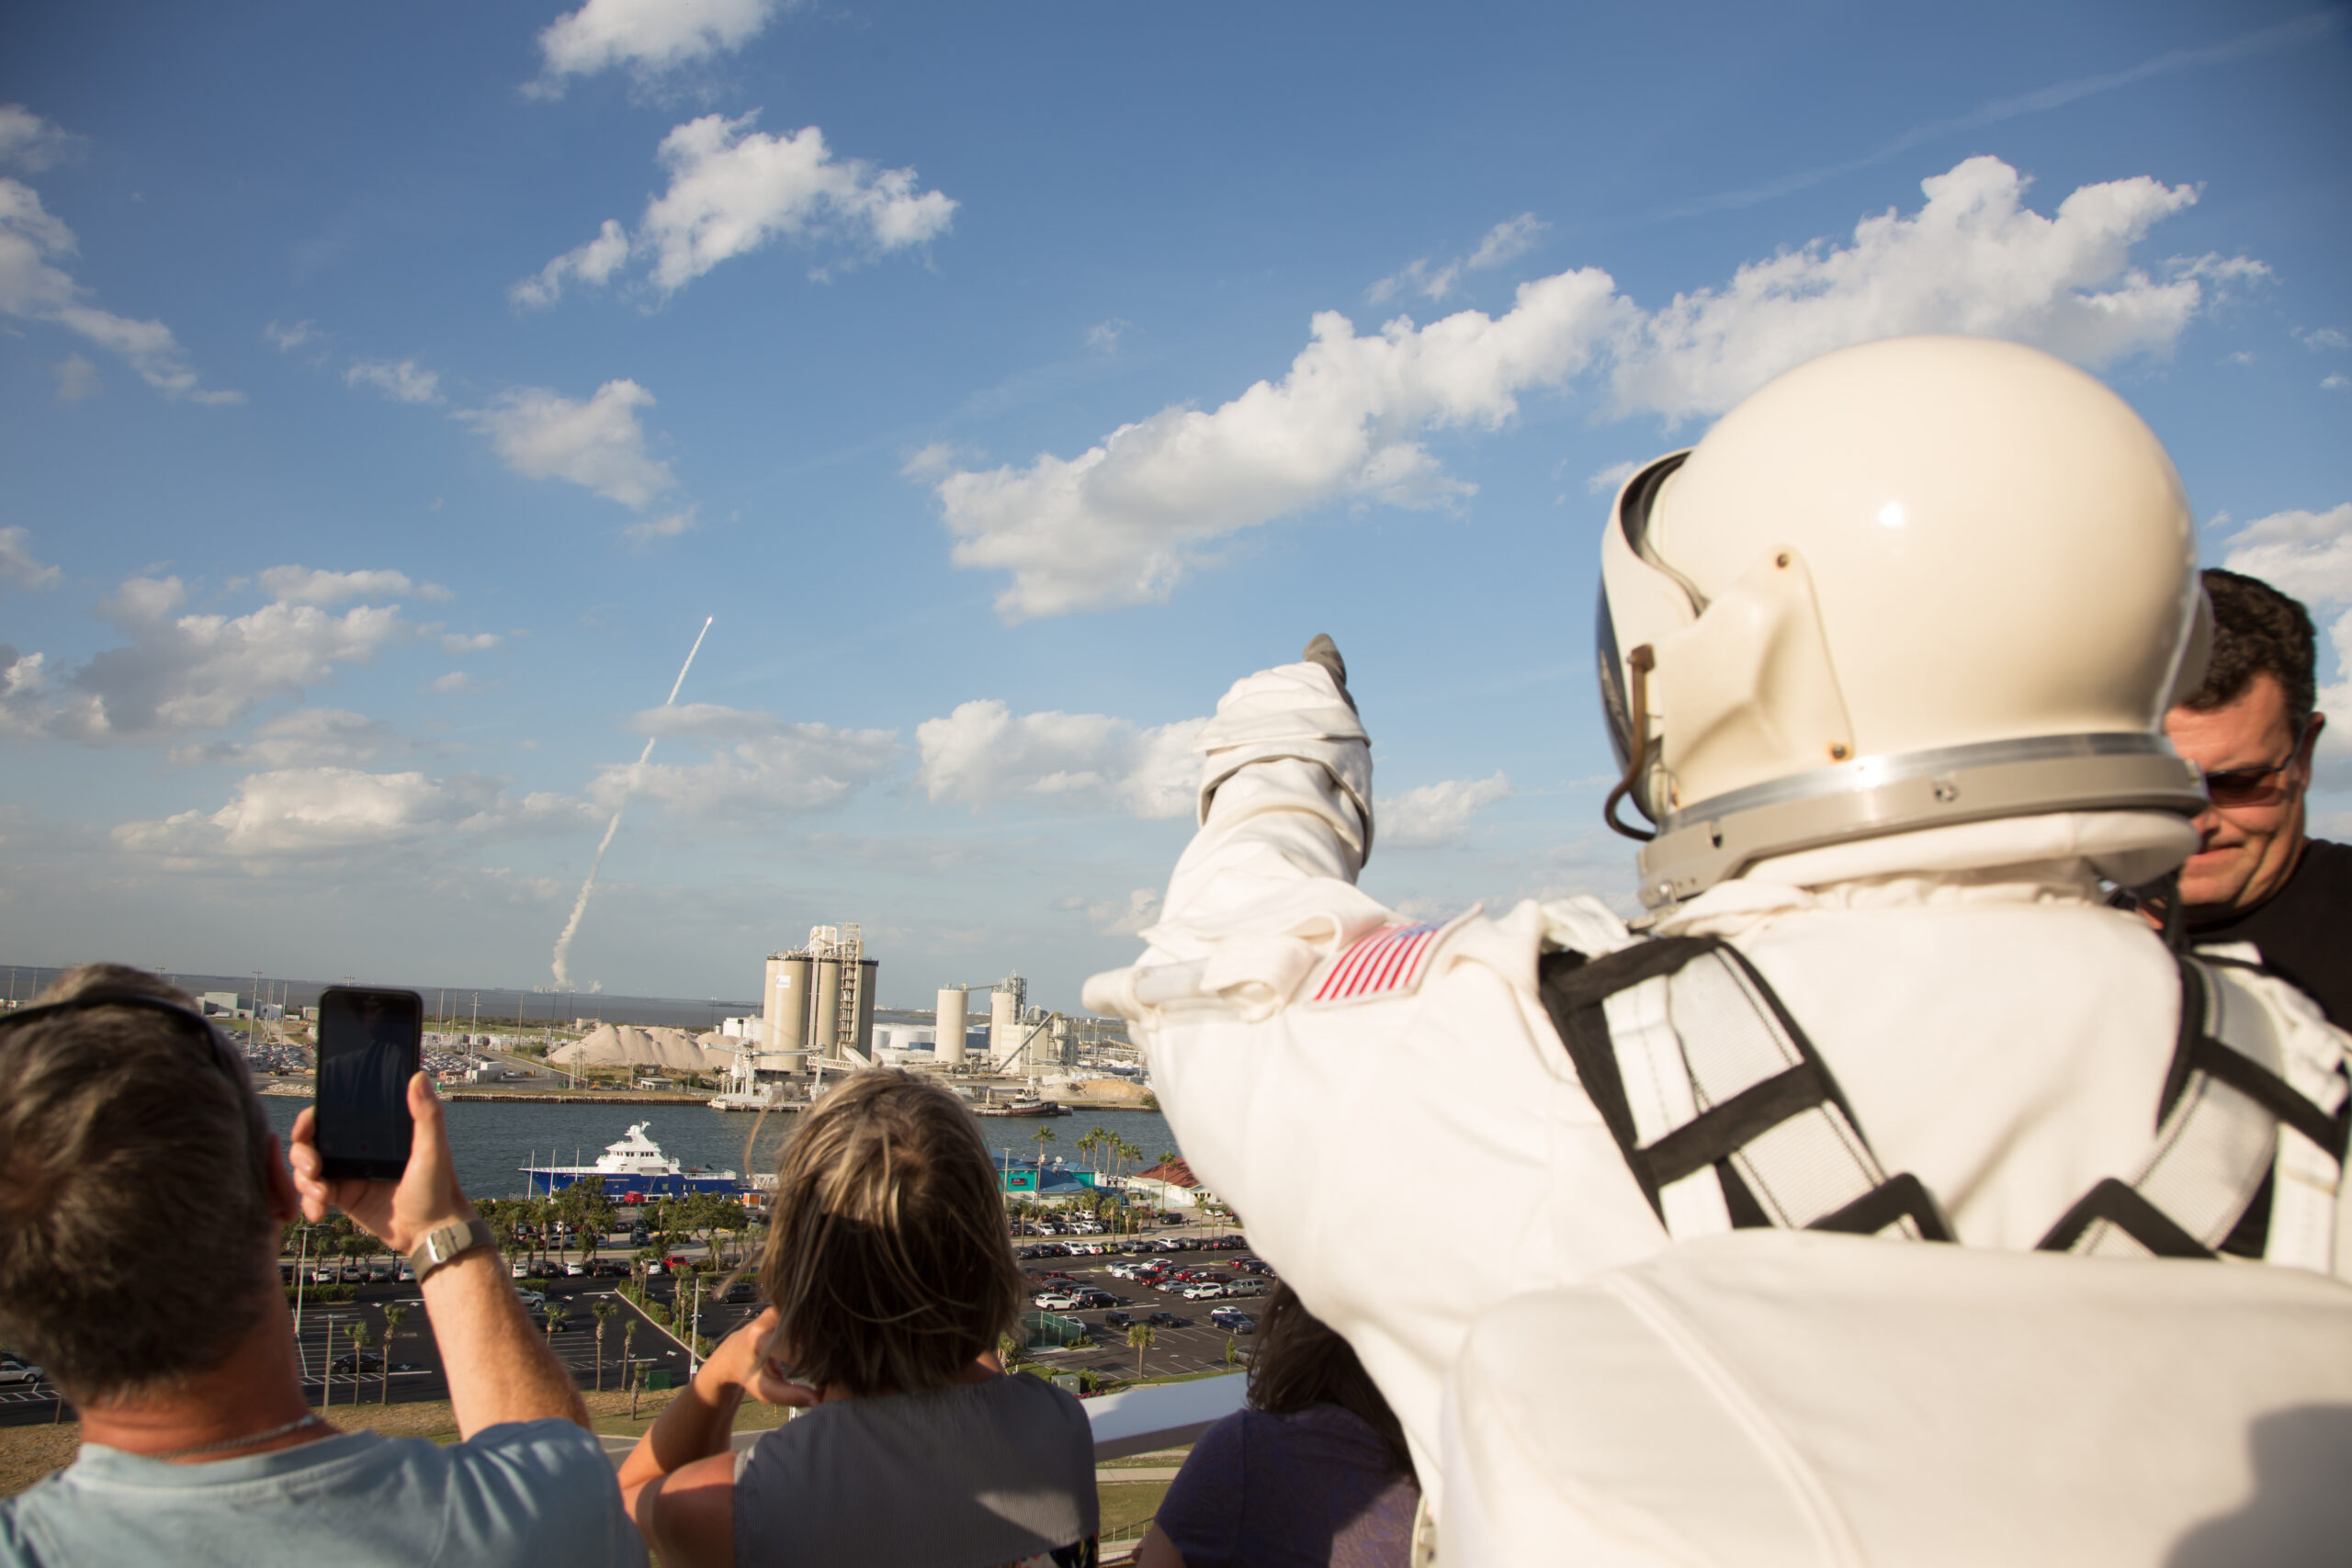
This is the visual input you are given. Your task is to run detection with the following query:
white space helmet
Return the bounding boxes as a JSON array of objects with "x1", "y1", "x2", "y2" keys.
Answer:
[{"x1": 1598, "y1": 335, "x2": 2211, "y2": 910}]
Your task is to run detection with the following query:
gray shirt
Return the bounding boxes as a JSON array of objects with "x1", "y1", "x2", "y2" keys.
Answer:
[
  {"x1": 732, "y1": 1372, "x2": 1097, "y2": 1567},
  {"x1": 0, "y1": 1420, "x2": 644, "y2": 1568}
]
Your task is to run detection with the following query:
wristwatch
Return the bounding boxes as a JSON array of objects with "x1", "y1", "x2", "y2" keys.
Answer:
[{"x1": 409, "y1": 1218, "x2": 495, "y2": 1284}]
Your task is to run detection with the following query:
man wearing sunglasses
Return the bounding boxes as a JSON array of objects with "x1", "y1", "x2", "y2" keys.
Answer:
[
  {"x1": 0, "y1": 964, "x2": 645, "y2": 1568},
  {"x1": 2165, "y1": 569, "x2": 2350, "y2": 1028}
]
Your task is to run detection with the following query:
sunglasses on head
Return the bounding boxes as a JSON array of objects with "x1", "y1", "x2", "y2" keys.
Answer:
[{"x1": 0, "y1": 991, "x2": 270, "y2": 1178}]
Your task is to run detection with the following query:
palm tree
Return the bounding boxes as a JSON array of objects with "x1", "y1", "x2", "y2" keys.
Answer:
[
  {"x1": 1030, "y1": 1125, "x2": 1055, "y2": 1196},
  {"x1": 546, "y1": 1301, "x2": 572, "y2": 1348},
  {"x1": 342, "y1": 1321, "x2": 375, "y2": 1384},
  {"x1": 379, "y1": 1304, "x2": 411, "y2": 1404},
  {"x1": 997, "y1": 1331, "x2": 1020, "y2": 1375},
  {"x1": 623, "y1": 1318, "x2": 643, "y2": 1420},
  {"x1": 1125, "y1": 1322, "x2": 1156, "y2": 1380},
  {"x1": 590, "y1": 1301, "x2": 618, "y2": 1392}
]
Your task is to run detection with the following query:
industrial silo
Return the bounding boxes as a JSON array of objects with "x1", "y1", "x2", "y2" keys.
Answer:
[
  {"x1": 1050, "y1": 1014, "x2": 1073, "y2": 1066},
  {"x1": 854, "y1": 958, "x2": 878, "y2": 1058},
  {"x1": 814, "y1": 956, "x2": 843, "y2": 1056},
  {"x1": 763, "y1": 954, "x2": 812, "y2": 1074},
  {"x1": 936, "y1": 987, "x2": 967, "y2": 1066},
  {"x1": 989, "y1": 986, "x2": 1021, "y2": 1067}
]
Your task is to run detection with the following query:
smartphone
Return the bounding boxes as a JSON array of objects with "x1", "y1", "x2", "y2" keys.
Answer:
[{"x1": 314, "y1": 987, "x2": 424, "y2": 1181}]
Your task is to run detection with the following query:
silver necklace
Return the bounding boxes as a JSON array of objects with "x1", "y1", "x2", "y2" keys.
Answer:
[{"x1": 146, "y1": 1412, "x2": 331, "y2": 1461}]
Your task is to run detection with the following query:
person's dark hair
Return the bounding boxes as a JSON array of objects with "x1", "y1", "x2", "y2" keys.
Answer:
[
  {"x1": 2184, "y1": 569, "x2": 2317, "y2": 730},
  {"x1": 0, "y1": 964, "x2": 278, "y2": 1401},
  {"x1": 1247, "y1": 1281, "x2": 1413, "y2": 1476},
  {"x1": 755, "y1": 1068, "x2": 1023, "y2": 1398}
]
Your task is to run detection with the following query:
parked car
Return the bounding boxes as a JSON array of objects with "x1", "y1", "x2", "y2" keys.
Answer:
[
  {"x1": 1181, "y1": 1283, "x2": 1227, "y2": 1301},
  {"x1": 511, "y1": 1260, "x2": 532, "y2": 1279},
  {"x1": 724, "y1": 1280, "x2": 759, "y2": 1304},
  {"x1": 338, "y1": 1264, "x2": 365, "y2": 1282},
  {"x1": 397, "y1": 1263, "x2": 416, "y2": 1281},
  {"x1": 0, "y1": 1360, "x2": 44, "y2": 1387},
  {"x1": 643, "y1": 1262, "x2": 665, "y2": 1277},
  {"x1": 516, "y1": 1289, "x2": 548, "y2": 1307},
  {"x1": 1102, "y1": 1310, "x2": 1133, "y2": 1328},
  {"x1": 1075, "y1": 1289, "x2": 1117, "y2": 1308},
  {"x1": 1033, "y1": 1292, "x2": 1082, "y2": 1311},
  {"x1": 310, "y1": 1267, "x2": 337, "y2": 1284},
  {"x1": 331, "y1": 1351, "x2": 385, "y2": 1374},
  {"x1": 565, "y1": 1261, "x2": 587, "y2": 1276},
  {"x1": 1209, "y1": 1309, "x2": 1259, "y2": 1334},
  {"x1": 1146, "y1": 1311, "x2": 1182, "y2": 1326},
  {"x1": 1223, "y1": 1280, "x2": 1268, "y2": 1298}
]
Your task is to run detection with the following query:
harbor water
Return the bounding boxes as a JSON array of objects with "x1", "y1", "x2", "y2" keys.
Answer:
[{"x1": 258, "y1": 1096, "x2": 1187, "y2": 1203}]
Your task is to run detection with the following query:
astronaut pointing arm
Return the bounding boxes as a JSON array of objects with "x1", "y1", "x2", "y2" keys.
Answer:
[{"x1": 1084, "y1": 641, "x2": 1666, "y2": 1504}]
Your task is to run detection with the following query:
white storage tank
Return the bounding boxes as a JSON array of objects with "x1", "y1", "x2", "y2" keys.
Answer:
[
  {"x1": 937, "y1": 987, "x2": 967, "y2": 1066},
  {"x1": 814, "y1": 957, "x2": 843, "y2": 1055}
]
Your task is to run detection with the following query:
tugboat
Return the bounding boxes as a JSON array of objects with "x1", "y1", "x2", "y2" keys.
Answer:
[
  {"x1": 520, "y1": 1122, "x2": 746, "y2": 1198},
  {"x1": 974, "y1": 1089, "x2": 1070, "y2": 1118}
]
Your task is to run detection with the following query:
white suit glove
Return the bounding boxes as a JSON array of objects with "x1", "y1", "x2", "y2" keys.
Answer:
[{"x1": 1194, "y1": 635, "x2": 1374, "y2": 859}]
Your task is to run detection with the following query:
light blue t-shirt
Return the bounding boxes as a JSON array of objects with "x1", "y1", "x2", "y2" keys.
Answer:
[{"x1": 0, "y1": 1420, "x2": 645, "y2": 1568}]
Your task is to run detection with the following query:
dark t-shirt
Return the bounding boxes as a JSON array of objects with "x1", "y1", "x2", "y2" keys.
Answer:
[
  {"x1": 1153, "y1": 1404, "x2": 1419, "y2": 1568},
  {"x1": 2188, "y1": 837, "x2": 2352, "y2": 1029}
]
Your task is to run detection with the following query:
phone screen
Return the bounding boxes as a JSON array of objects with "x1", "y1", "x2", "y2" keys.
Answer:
[{"x1": 315, "y1": 987, "x2": 423, "y2": 1181}]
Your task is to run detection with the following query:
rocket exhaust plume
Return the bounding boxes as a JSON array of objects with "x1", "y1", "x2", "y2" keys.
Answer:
[{"x1": 551, "y1": 615, "x2": 712, "y2": 988}]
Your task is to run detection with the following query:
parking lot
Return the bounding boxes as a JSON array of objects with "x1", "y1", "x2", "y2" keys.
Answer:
[{"x1": 0, "y1": 1227, "x2": 1262, "y2": 1427}]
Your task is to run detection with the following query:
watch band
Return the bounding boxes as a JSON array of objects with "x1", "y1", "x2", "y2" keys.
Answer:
[{"x1": 409, "y1": 1218, "x2": 494, "y2": 1284}]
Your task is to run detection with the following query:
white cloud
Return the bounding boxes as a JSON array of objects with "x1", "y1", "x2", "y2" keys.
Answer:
[
  {"x1": 429, "y1": 671, "x2": 480, "y2": 694},
  {"x1": 2219, "y1": 504, "x2": 2352, "y2": 606},
  {"x1": 2299, "y1": 327, "x2": 2349, "y2": 351},
  {"x1": 264, "y1": 319, "x2": 317, "y2": 352},
  {"x1": 2220, "y1": 504, "x2": 2352, "y2": 761},
  {"x1": 1611, "y1": 157, "x2": 2237, "y2": 423},
  {"x1": 914, "y1": 699, "x2": 1205, "y2": 818},
  {"x1": 2325, "y1": 375, "x2": 2349, "y2": 391},
  {"x1": 345, "y1": 357, "x2": 442, "y2": 405},
  {"x1": 1586, "y1": 458, "x2": 1642, "y2": 495},
  {"x1": 0, "y1": 176, "x2": 240, "y2": 403},
  {"x1": 459, "y1": 379, "x2": 679, "y2": 512},
  {"x1": 1087, "y1": 319, "x2": 1130, "y2": 354},
  {"x1": 1089, "y1": 887, "x2": 1162, "y2": 936},
  {"x1": 51, "y1": 353, "x2": 98, "y2": 401},
  {"x1": 1377, "y1": 772, "x2": 1511, "y2": 846},
  {"x1": 928, "y1": 157, "x2": 2247, "y2": 618},
  {"x1": 0, "y1": 106, "x2": 76, "y2": 172},
  {"x1": 531, "y1": 0, "x2": 784, "y2": 92},
  {"x1": 115, "y1": 767, "x2": 592, "y2": 862},
  {"x1": 1371, "y1": 212, "x2": 1548, "y2": 303},
  {"x1": 624, "y1": 508, "x2": 695, "y2": 547},
  {"x1": 0, "y1": 526, "x2": 62, "y2": 591},
  {"x1": 168, "y1": 708, "x2": 396, "y2": 769},
  {"x1": 439, "y1": 631, "x2": 501, "y2": 654},
  {"x1": 1, "y1": 570, "x2": 422, "y2": 742},
  {"x1": 933, "y1": 267, "x2": 1625, "y2": 618},
  {"x1": 256, "y1": 566, "x2": 447, "y2": 606},
  {"x1": 595, "y1": 723, "x2": 900, "y2": 824},
  {"x1": 514, "y1": 111, "x2": 955, "y2": 306}
]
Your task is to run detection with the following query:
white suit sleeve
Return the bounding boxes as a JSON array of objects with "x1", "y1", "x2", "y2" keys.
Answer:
[{"x1": 1084, "y1": 659, "x2": 1392, "y2": 1021}]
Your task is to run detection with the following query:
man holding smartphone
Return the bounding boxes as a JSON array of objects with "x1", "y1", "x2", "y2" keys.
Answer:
[{"x1": 0, "y1": 964, "x2": 645, "y2": 1568}]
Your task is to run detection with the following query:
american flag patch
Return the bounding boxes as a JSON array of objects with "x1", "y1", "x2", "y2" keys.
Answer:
[{"x1": 1311, "y1": 921, "x2": 1444, "y2": 1004}]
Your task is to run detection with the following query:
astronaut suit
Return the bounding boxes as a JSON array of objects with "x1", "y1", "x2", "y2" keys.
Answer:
[{"x1": 1081, "y1": 337, "x2": 2352, "y2": 1554}]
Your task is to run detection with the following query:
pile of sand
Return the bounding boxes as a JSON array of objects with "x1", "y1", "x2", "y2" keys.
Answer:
[
  {"x1": 1043, "y1": 1077, "x2": 1156, "y2": 1105},
  {"x1": 548, "y1": 1024, "x2": 737, "y2": 1073}
]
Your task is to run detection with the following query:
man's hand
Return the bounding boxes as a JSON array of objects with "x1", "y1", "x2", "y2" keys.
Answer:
[{"x1": 289, "y1": 1071, "x2": 474, "y2": 1255}]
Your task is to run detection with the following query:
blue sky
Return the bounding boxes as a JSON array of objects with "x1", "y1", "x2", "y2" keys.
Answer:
[{"x1": 4, "y1": 1, "x2": 2348, "y2": 1010}]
